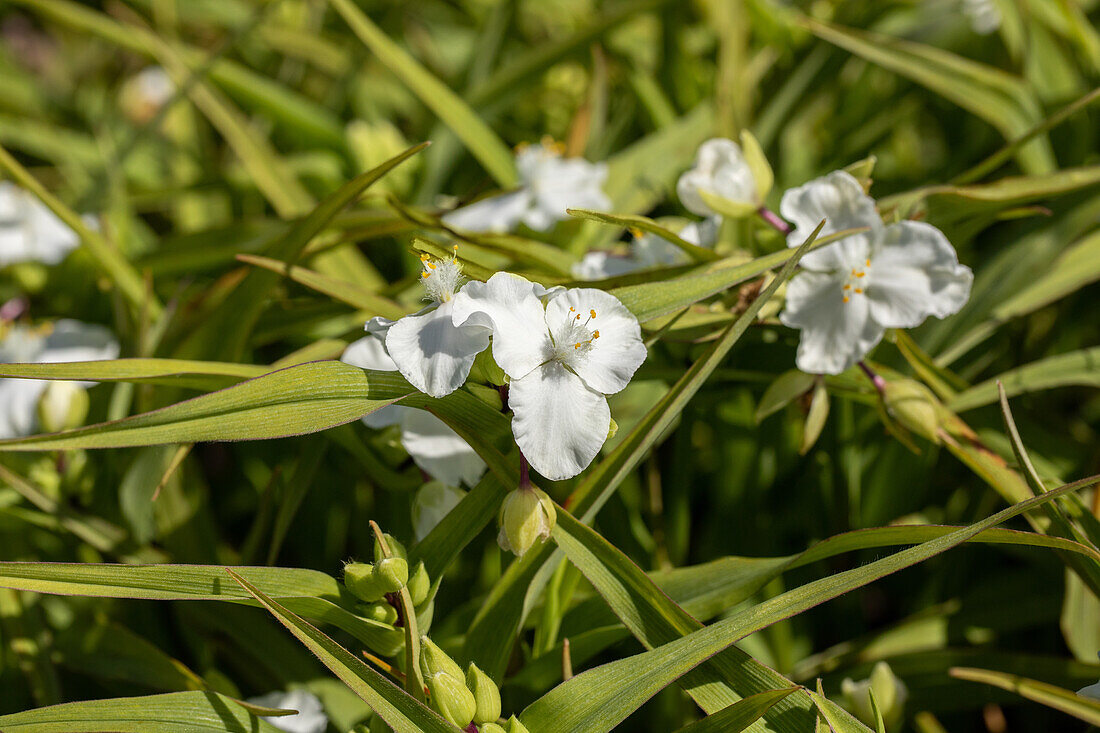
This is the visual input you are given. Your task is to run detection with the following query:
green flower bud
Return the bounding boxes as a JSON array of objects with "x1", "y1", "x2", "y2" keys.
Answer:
[
  {"x1": 344, "y1": 561, "x2": 385, "y2": 602},
  {"x1": 407, "y1": 561, "x2": 431, "y2": 607},
  {"x1": 841, "y1": 661, "x2": 908, "y2": 730},
  {"x1": 372, "y1": 557, "x2": 408, "y2": 593},
  {"x1": 357, "y1": 601, "x2": 398, "y2": 626},
  {"x1": 883, "y1": 379, "x2": 942, "y2": 444},
  {"x1": 481, "y1": 724, "x2": 507, "y2": 733},
  {"x1": 497, "y1": 487, "x2": 556, "y2": 557},
  {"x1": 37, "y1": 381, "x2": 89, "y2": 433},
  {"x1": 466, "y1": 662, "x2": 501, "y2": 724},
  {"x1": 504, "y1": 714, "x2": 531, "y2": 733},
  {"x1": 419, "y1": 635, "x2": 465, "y2": 682},
  {"x1": 424, "y1": 667, "x2": 477, "y2": 729},
  {"x1": 373, "y1": 532, "x2": 407, "y2": 562}
]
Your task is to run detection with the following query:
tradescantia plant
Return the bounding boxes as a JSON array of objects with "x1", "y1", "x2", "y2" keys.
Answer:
[{"x1": 2, "y1": 1, "x2": 1100, "y2": 732}]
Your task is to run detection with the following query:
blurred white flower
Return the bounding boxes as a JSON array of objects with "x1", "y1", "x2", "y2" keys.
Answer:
[
  {"x1": 451, "y1": 273, "x2": 646, "y2": 480},
  {"x1": 443, "y1": 142, "x2": 610, "y2": 233},
  {"x1": 341, "y1": 336, "x2": 486, "y2": 488},
  {"x1": 375, "y1": 251, "x2": 490, "y2": 398},
  {"x1": 0, "y1": 319, "x2": 119, "y2": 439},
  {"x1": 0, "y1": 182, "x2": 93, "y2": 267},
  {"x1": 412, "y1": 481, "x2": 467, "y2": 540},
  {"x1": 571, "y1": 218, "x2": 719, "y2": 281},
  {"x1": 248, "y1": 689, "x2": 327, "y2": 733},
  {"x1": 1079, "y1": 680, "x2": 1100, "y2": 699},
  {"x1": 840, "y1": 661, "x2": 908, "y2": 730},
  {"x1": 962, "y1": 0, "x2": 1001, "y2": 35},
  {"x1": 677, "y1": 134, "x2": 772, "y2": 218},
  {"x1": 779, "y1": 171, "x2": 972, "y2": 375}
]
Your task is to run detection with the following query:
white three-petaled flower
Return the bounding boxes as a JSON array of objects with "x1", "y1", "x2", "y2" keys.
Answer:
[
  {"x1": 778, "y1": 170, "x2": 973, "y2": 375},
  {"x1": 0, "y1": 182, "x2": 92, "y2": 267},
  {"x1": 247, "y1": 690, "x2": 327, "y2": 733},
  {"x1": 677, "y1": 137, "x2": 764, "y2": 217},
  {"x1": 572, "y1": 217, "x2": 720, "y2": 280},
  {"x1": 341, "y1": 335, "x2": 486, "y2": 488},
  {"x1": 442, "y1": 142, "x2": 610, "y2": 233},
  {"x1": 451, "y1": 273, "x2": 647, "y2": 480},
  {"x1": 0, "y1": 319, "x2": 119, "y2": 439},
  {"x1": 371, "y1": 250, "x2": 491, "y2": 399}
]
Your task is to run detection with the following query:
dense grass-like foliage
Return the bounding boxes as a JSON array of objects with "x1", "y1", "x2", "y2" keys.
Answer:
[{"x1": 0, "y1": 1, "x2": 1099, "y2": 732}]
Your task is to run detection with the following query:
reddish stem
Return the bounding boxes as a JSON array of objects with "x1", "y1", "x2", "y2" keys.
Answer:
[
  {"x1": 858, "y1": 360, "x2": 887, "y2": 395},
  {"x1": 758, "y1": 206, "x2": 791, "y2": 235}
]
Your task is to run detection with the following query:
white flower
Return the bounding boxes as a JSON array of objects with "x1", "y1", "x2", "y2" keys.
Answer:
[
  {"x1": 1080, "y1": 681, "x2": 1100, "y2": 700},
  {"x1": 133, "y1": 66, "x2": 175, "y2": 109},
  {"x1": 412, "y1": 481, "x2": 468, "y2": 540},
  {"x1": 778, "y1": 171, "x2": 973, "y2": 375},
  {"x1": 0, "y1": 182, "x2": 92, "y2": 267},
  {"x1": 571, "y1": 218, "x2": 719, "y2": 281},
  {"x1": 341, "y1": 336, "x2": 486, "y2": 488},
  {"x1": 248, "y1": 690, "x2": 327, "y2": 733},
  {"x1": 443, "y1": 142, "x2": 610, "y2": 233},
  {"x1": 962, "y1": 0, "x2": 1001, "y2": 35},
  {"x1": 451, "y1": 272, "x2": 646, "y2": 480},
  {"x1": 0, "y1": 319, "x2": 119, "y2": 439},
  {"x1": 376, "y1": 251, "x2": 490, "y2": 399},
  {"x1": 677, "y1": 134, "x2": 772, "y2": 218}
]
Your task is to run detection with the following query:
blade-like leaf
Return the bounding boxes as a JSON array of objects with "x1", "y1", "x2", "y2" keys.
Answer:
[{"x1": 950, "y1": 667, "x2": 1100, "y2": 725}]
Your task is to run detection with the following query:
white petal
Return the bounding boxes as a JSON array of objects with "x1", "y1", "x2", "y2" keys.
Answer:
[
  {"x1": 1079, "y1": 681, "x2": 1100, "y2": 700},
  {"x1": 509, "y1": 362, "x2": 610, "y2": 481},
  {"x1": 0, "y1": 377, "x2": 46, "y2": 439},
  {"x1": 443, "y1": 189, "x2": 533, "y2": 234},
  {"x1": 865, "y1": 221, "x2": 973, "y2": 327},
  {"x1": 250, "y1": 690, "x2": 328, "y2": 733},
  {"x1": 676, "y1": 138, "x2": 757, "y2": 217},
  {"x1": 571, "y1": 251, "x2": 643, "y2": 280},
  {"x1": 341, "y1": 335, "x2": 397, "y2": 372},
  {"x1": 0, "y1": 182, "x2": 81, "y2": 266},
  {"x1": 365, "y1": 315, "x2": 397, "y2": 338},
  {"x1": 526, "y1": 158, "x2": 610, "y2": 230},
  {"x1": 544, "y1": 288, "x2": 647, "y2": 394},
  {"x1": 780, "y1": 270, "x2": 884, "y2": 375},
  {"x1": 450, "y1": 272, "x2": 552, "y2": 380},
  {"x1": 780, "y1": 170, "x2": 881, "y2": 271},
  {"x1": 412, "y1": 481, "x2": 468, "y2": 540},
  {"x1": 384, "y1": 301, "x2": 489, "y2": 398},
  {"x1": 399, "y1": 408, "x2": 486, "y2": 487},
  {"x1": 679, "y1": 216, "x2": 720, "y2": 248},
  {"x1": 38, "y1": 320, "x2": 119, "y2": 389}
]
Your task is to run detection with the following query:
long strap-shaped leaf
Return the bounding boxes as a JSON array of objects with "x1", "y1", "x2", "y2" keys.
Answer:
[
  {"x1": 229, "y1": 570, "x2": 461, "y2": 733},
  {"x1": 0, "y1": 691, "x2": 284, "y2": 732},
  {"x1": 519, "y1": 475, "x2": 1100, "y2": 732},
  {"x1": 0, "y1": 359, "x2": 267, "y2": 391},
  {"x1": 463, "y1": 224, "x2": 827, "y2": 679}
]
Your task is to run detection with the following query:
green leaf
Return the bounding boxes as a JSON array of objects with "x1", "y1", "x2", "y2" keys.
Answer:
[
  {"x1": 0, "y1": 691, "x2": 284, "y2": 732},
  {"x1": 567, "y1": 208, "x2": 722, "y2": 263},
  {"x1": 0, "y1": 359, "x2": 267, "y2": 391},
  {"x1": 756, "y1": 370, "x2": 815, "y2": 423},
  {"x1": 228, "y1": 569, "x2": 460, "y2": 733},
  {"x1": 519, "y1": 475, "x2": 1098, "y2": 732},
  {"x1": 807, "y1": 689, "x2": 874, "y2": 733},
  {"x1": 675, "y1": 688, "x2": 801, "y2": 733},
  {"x1": 330, "y1": 0, "x2": 516, "y2": 187},
  {"x1": 949, "y1": 667, "x2": 1100, "y2": 725},
  {"x1": 800, "y1": 381, "x2": 829, "y2": 455},
  {"x1": 949, "y1": 346, "x2": 1100, "y2": 412}
]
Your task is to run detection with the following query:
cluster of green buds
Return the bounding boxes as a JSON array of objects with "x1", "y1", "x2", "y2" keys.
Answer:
[
  {"x1": 419, "y1": 636, "x2": 529, "y2": 731},
  {"x1": 497, "y1": 486, "x2": 556, "y2": 557},
  {"x1": 344, "y1": 532, "x2": 432, "y2": 608}
]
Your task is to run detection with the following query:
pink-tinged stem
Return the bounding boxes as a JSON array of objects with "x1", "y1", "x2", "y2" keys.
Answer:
[
  {"x1": 758, "y1": 206, "x2": 791, "y2": 235},
  {"x1": 858, "y1": 360, "x2": 887, "y2": 395},
  {"x1": 0, "y1": 296, "x2": 27, "y2": 322},
  {"x1": 519, "y1": 452, "x2": 531, "y2": 490}
]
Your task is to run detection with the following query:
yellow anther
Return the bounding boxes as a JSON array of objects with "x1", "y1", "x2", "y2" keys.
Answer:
[
  {"x1": 574, "y1": 343, "x2": 582, "y2": 349},
  {"x1": 593, "y1": 330, "x2": 600, "y2": 339},
  {"x1": 428, "y1": 262, "x2": 437, "y2": 270},
  {"x1": 843, "y1": 296, "x2": 850, "y2": 303},
  {"x1": 421, "y1": 271, "x2": 431, "y2": 279},
  {"x1": 628, "y1": 227, "x2": 644, "y2": 240},
  {"x1": 570, "y1": 306, "x2": 575, "y2": 312},
  {"x1": 575, "y1": 314, "x2": 581, "y2": 320},
  {"x1": 589, "y1": 309, "x2": 596, "y2": 319},
  {"x1": 843, "y1": 284, "x2": 851, "y2": 290},
  {"x1": 854, "y1": 288, "x2": 863, "y2": 294},
  {"x1": 865, "y1": 258, "x2": 871, "y2": 267},
  {"x1": 854, "y1": 271, "x2": 865, "y2": 278},
  {"x1": 420, "y1": 253, "x2": 430, "y2": 261}
]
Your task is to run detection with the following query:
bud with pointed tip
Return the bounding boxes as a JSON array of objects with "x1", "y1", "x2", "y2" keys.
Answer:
[
  {"x1": 883, "y1": 379, "x2": 943, "y2": 444},
  {"x1": 504, "y1": 715, "x2": 531, "y2": 733},
  {"x1": 481, "y1": 724, "x2": 507, "y2": 733},
  {"x1": 357, "y1": 601, "x2": 398, "y2": 626},
  {"x1": 419, "y1": 636, "x2": 475, "y2": 728},
  {"x1": 466, "y1": 662, "x2": 501, "y2": 724},
  {"x1": 841, "y1": 661, "x2": 908, "y2": 730},
  {"x1": 37, "y1": 381, "x2": 89, "y2": 433},
  {"x1": 407, "y1": 561, "x2": 431, "y2": 607},
  {"x1": 374, "y1": 532, "x2": 407, "y2": 562},
  {"x1": 344, "y1": 562, "x2": 385, "y2": 602},
  {"x1": 372, "y1": 557, "x2": 408, "y2": 593},
  {"x1": 497, "y1": 487, "x2": 556, "y2": 557}
]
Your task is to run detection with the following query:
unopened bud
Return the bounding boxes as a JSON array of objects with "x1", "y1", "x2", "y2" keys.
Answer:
[
  {"x1": 481, "y1": 724, "x2": 507, "y2": 733},
  {"x1": 357, "y1": 601, "x2": 398, "y2": 626},
  {"x1": 497, "y1": 487, "x2": 556, "y2": 557},
  {"x1": 883, "y1": 379, "x2": 942, "y2": 444},
  {"x1": 374, "y1": 532, "x2": 407, "y2": 562},
  {"x1": 504, "y1": 715, "x2": 531, "y2": 733},
  {"x1": 466, "y1": 662, "x2": 501, "y2": 724},
  {"x1": 841, "y1": 661, "x2": 908, "y2": 730},
  {"x1": 345, "y1": 561, "x2": 385, "y2": 602},
  {"x1": 420, "y1": 636, "x2": 475, "y2": 728},
  {"x1": 37, "y1": 381, "x2": 88, "y2": 433},
  {"x1": 407, "y1": 561, "x2": 431, "y2": 607},
  {"x1": 419, "y1": 635, "x2": 465, "y2": 681},
  {"x1": 372, "y1": 557, "x2": 408, "y2": 593}
]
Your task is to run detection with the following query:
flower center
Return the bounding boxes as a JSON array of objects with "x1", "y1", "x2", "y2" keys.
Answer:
[
  {"x1": 552, "y1": 306, "x2": 600, "y2": 364},
  {"x1": 842, "y1": 258, "x2": 872, "y2": 303},
  {"x1": 419, "y1": 247, "x2": 464, "y2": 303}
]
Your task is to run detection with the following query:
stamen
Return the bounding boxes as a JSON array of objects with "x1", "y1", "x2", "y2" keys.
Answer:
[
  {"x1": 843, "y1": 296, "x2": 850, "y2": 303},
  {"x1": 854, "y1": 271, "x2": 865, "y2": 278},
  {"x1": 865, "y1": 258, "x2": 871, "y2": 267},
  {"x1": 421, "y1": 271, "x2": 430, "y2": 278},
  {"x1": 854, "y1": 288, "x2": 863, "y2": 294},
  {"x1": 589, "y1": 309, "x2": 596, "y2": 319},
  {"x1": 843, "y1": 284, "x2": 851, "y2": 291}
]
